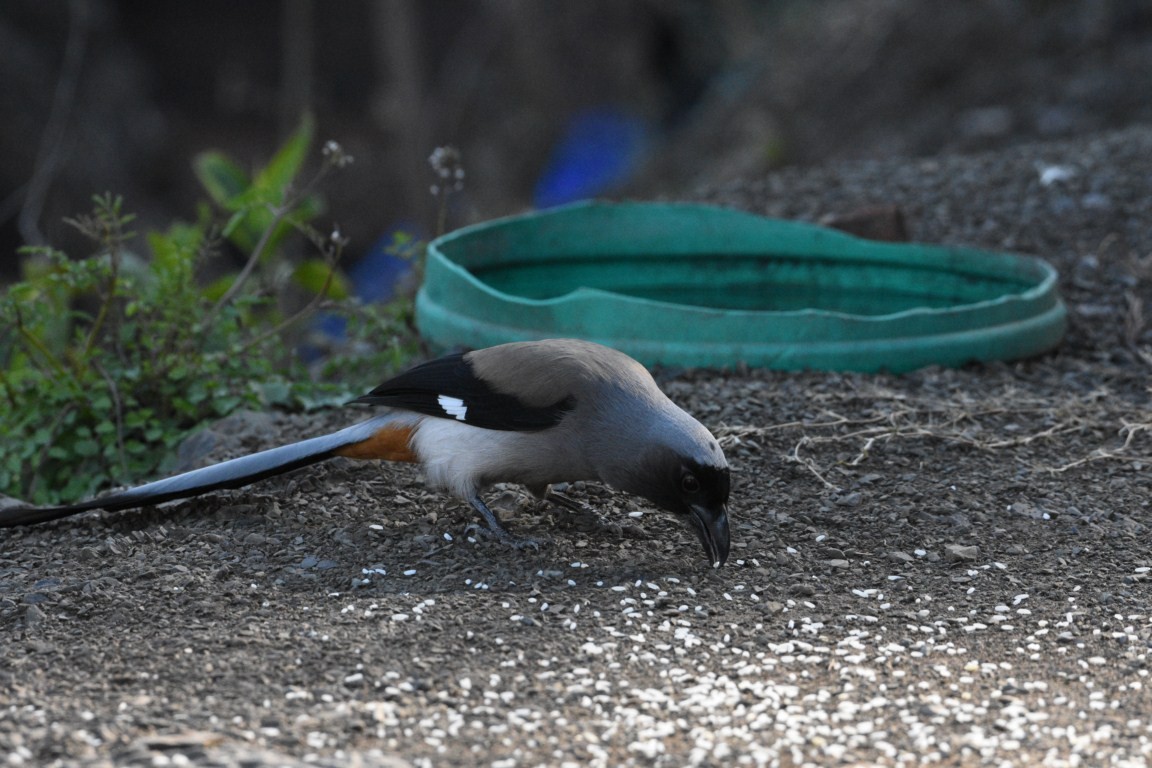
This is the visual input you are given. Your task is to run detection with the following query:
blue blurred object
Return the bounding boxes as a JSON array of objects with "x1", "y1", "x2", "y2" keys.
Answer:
[
  {"x1": 350, "y1": 230, "x2": 416, "y2": 303},
  {"x1": 534, "y1": 108, "x2": 648, "y2": 209}
]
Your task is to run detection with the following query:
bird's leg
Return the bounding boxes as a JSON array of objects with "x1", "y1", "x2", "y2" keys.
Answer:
[{"x1": 466, "y1": 495, "x2": 539, "y2": 550}]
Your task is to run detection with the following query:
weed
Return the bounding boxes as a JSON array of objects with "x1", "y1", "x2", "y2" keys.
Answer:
[{"x1": 1, "y1": 119, "x2": 419, "y2": 505}]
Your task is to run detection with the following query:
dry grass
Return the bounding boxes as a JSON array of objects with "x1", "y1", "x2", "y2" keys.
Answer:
[{"x1": 715, "y1": 381, "x2": 1152, "y2": 491}]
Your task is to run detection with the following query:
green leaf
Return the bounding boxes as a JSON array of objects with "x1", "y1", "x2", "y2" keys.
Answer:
[
  {"x1": 252, "y1": 113, "x2": 315, "y2": 203},
  {"x1": 292, "y1": 259, "x2": 350, "y2": 299},
  {"x1": 74, "y1": 439, "x2": 99, "y2": 457},
  {"x1": 125, "y1": 408, "x2": 154, "y2": 428},
  {"x1": 194, "y1": 151, "x2": 250, "y2": 209},
  {"x1": 19, "y1": 250, "x2": 63, "y2": 281},
  {"x1": 214, "y1": 395, "x2": 242, "y2": 413},
  {"x1": 260, "y1": 378, "x2": 292, "y2": 405},
  {"x1": 147, "y1": 223, "x2": 202, "y2": 274},
  {"x1": 203, "y1": 274, "x2": 237, "y2": 302},
  {"x1": 220, "y1": 210, "x2": 249, "y2": 241}
]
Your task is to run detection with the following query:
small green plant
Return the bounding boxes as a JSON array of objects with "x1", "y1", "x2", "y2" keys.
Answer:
[{"x1": 0, "y1": 119, "x2": 418, "y2": 505}]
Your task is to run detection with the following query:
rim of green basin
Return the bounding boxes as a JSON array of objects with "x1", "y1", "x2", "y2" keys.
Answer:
[{"x1": 415, "y1": 201, "x2": 1067, "y2": 372}]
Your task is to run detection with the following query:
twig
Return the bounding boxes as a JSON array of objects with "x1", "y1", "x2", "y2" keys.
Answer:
[
  {"x1": 713, "y1": 412, "x2": 895, "y2": 437},
  {"x1": 981, "y1": 422, "x2": 1083, "y2": 449},
  {"x1": 720, "y1": 398, "x2": 1105, "y2": 489},
  {"x1": 92, "y1": 359, "x2": 127, "y2": 477},
  {"x1": 26, "y1": 401, "x2": 77, "y2": 501},
  {"x1": 201, "y1": 202, "x2": 290, "y2": 331},
  {"x1": 1044, "y1": 421, "x2": 1152, "y2": 473},
  {"x1": 235, "y1": 230, "x2": 346, "y2": 354},
  {"x1": 82, "y1": 232, "x2": 124, "y2": 367},
  {"x1": 14, "y1": 307, "x2": 71, "y2": 380},
  {"x1": 200, "y1": 144, "x2": 347, "y2": 334},
  {"x1": 849, "y1": 436, "x2": 875, "y2": 466},
  {"x1": 786, "y1": 436, "x2": 841, "y2": 491}
]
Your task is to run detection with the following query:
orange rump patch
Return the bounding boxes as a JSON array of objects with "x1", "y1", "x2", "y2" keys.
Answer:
[{"x1": 334, "y1": 425, "x2": 418, "y2": 463}]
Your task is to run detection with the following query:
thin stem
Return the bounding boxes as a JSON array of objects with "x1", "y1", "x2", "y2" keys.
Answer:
[
  {"x1": 201, "y1": 202, "x2": 291, "y2": 332},
  {"x1": 15, "y1": 309, "x2": 70, "y2": 379},
  {"x1": 81, "y1": 246, "x2": 122, "y2": 367},
  {"x1": 200, "y1": 156, "x2": 338, "y2": 334},
  {"x1": 25, "y1": 401, "x2": 76, "y2": 501},
  {"x1": 92, "y1": 359, "x2": 127, "y2": 477},
  {"x1": 236, "y1": 236, "x2": 344, "y2": 354},
  {"x1": 0, "y1": 328, "x2": 17, "y2": 410}
]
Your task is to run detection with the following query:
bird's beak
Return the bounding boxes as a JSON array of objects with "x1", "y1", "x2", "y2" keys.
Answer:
[{"x1": 689, "y1": 503, "x2": 730, "y2": 568}]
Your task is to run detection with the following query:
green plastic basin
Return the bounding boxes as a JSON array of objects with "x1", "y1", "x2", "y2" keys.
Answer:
[{"x1": 416, "y1": 201, "x2": 1066, "y2": 372}]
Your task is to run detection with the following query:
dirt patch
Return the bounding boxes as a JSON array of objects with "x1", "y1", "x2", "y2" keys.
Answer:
[{"x1": 4, "y1": 127, "x2": 1152, "y2": 766}]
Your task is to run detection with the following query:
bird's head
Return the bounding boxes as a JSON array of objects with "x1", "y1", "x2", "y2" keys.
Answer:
[
  {"x1": 579, "y1": 371, "x2": 732, "y2": 567},
  {"x1": 613, "y1": 444, "x2": 731, "y2": 568}
]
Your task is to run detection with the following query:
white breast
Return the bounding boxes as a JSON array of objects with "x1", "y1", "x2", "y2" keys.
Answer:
[{"x1": 409, "y1": 418, "x2": 522, "y2": 499}]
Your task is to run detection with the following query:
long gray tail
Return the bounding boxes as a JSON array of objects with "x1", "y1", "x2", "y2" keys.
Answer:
[{"x1": 0, "y1": 415, "x2": 396, "y2": 527}]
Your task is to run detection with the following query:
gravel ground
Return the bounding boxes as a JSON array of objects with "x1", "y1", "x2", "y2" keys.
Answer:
[{"x1": 4, "y1": 126, "x2": 1152, "y2": 766}]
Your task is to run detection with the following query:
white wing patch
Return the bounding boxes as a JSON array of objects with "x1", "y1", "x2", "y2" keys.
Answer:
[{"x1": 437, "y1": 394, "x2": 468, "y2": 421}]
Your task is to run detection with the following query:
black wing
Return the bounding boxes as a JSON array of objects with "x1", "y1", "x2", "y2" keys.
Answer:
[{"x1": 350, "y1": 352, "x2": 573, "y2": 432}]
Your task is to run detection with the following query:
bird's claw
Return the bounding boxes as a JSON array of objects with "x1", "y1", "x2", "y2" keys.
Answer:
[
  {"x1": 463, "y1": 522, "x2": 540, "y2": 550},
  {"x1": 508, "y1": 536, "x2": 541, "y2": 551}
]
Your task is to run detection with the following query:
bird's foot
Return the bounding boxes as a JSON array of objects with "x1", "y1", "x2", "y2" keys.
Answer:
[
  {"x1": 462, "y1": 522, "x2": 541, "y2": 550},
  {"x1": 466, "y1": 496, "x2": 541, "y2": 550}
]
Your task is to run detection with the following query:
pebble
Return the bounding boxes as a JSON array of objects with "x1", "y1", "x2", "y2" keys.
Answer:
[{"x1": 945, "y1": 544, "x2": 979, "y2": 562}]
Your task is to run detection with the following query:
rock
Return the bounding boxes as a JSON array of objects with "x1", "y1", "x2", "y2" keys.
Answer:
[
  {"x1": 23, "y1": 604, "x2": 45, "y2": 629},
  {"x1": 945, "y1": 544, "x2": 979, "y2": 562},
  {"x1": 820, "y1": 205, "x2": 909, "y2": 242}
]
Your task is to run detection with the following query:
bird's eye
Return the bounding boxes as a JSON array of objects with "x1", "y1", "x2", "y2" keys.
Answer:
[{"x1": 681, "y1": 472, "x2": 701, "y2": 494}]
